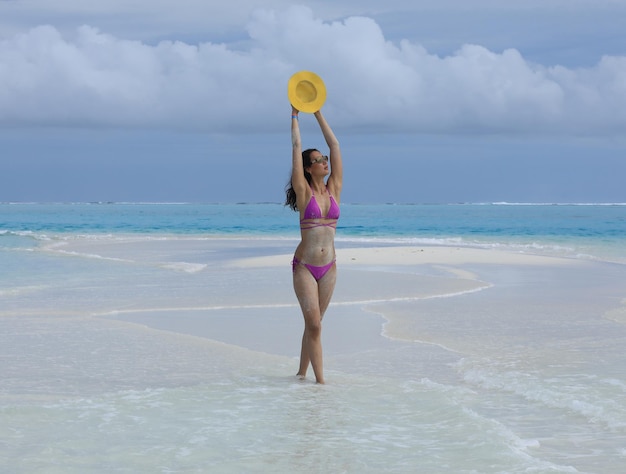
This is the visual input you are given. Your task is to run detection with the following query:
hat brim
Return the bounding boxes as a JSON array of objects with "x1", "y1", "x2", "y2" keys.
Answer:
[{"x1": 287, "y1": 71, "x2": 327, "y2": 113}]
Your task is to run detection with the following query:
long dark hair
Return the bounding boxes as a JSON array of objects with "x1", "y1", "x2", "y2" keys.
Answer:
[{"x1": 285, "y1": 148, "x2": 318, "y2": 211}]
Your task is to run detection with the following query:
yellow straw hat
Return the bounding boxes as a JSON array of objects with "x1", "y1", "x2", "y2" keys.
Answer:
[{"x1": 287, "y1": 71, "x2": 327, "y2": 113}]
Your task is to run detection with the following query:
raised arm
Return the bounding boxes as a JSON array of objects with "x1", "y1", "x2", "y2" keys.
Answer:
[
  {"x1": 314, "y1": 110, "x2": 342, "y2": 200},
  {"x1": 290, "y1": 107, "x2": 308, "y2": 203}
]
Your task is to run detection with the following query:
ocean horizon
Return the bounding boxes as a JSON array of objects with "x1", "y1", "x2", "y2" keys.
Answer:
[{"x1": 3, "y1": 201, "x2": 626, "y2": 263}]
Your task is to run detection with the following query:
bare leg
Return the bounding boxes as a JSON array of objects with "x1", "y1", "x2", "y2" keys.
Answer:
[
  {"x1": 293, "y1": 263, "x2": 336, "y2": 383},
  {"x1": 297, "y1": 331, "x2": 310, "y2": 378}
]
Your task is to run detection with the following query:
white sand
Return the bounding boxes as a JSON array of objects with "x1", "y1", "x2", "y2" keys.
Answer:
[
  {"x1": 39, "y1": 237, "x2": 601, "y2": 362},
  {"x1": 229, "y1": 245, "x2": 578, "y2": 269},
  {"x1": 105, "y1": 243, "x2": 585, "y2": 359}
]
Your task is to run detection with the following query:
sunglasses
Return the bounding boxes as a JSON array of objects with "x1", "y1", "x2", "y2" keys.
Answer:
[{"x1": 310, "y1": 155, "x2": 329, "y2": 165}]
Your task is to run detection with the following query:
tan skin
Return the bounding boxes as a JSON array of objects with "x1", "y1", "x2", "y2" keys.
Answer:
[{"x1": 291, "y1": 106, "x2": 343, "y2": 384}]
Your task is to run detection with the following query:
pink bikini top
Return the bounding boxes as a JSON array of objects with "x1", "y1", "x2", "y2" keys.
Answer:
[{"x1": 300, "y1": 188, "x2": 340, "y2": 230}]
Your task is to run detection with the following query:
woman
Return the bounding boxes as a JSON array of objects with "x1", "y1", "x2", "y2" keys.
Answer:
[{"x1": 285, "y1": 105, "x2": 343, "y2": 384}]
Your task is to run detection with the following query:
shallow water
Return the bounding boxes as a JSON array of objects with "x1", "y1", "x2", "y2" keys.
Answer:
[{"x1": 2, "y1": 204, "x2": 626, "y2": 473}]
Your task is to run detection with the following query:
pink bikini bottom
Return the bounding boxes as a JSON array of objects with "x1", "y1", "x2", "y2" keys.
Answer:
[{"x1": 292, "y1": 256, "x2": 336, "y2": 281}]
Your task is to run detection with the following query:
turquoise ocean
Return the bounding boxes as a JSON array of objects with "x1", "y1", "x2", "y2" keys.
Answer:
[
  {"x1": 2, "y1": 202, "x2": 626, "y2": 473},
  {"x1": 2, "y1": 202, "x2": 626, "y2": 260}
]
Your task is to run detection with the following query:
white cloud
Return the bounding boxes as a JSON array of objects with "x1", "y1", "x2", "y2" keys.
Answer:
[{"x1": 1, "y1": 5, "x2": 625, "y2": 135}]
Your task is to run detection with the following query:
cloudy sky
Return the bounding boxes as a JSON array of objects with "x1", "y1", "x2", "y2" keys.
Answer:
[{"x1": 1, "y1": 0, "x2": 625, "y2": 203}]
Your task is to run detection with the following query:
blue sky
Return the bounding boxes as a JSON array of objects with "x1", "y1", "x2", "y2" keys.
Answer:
[{"x1": 1, "y1": 0, "x2": 625, "y2": 203}]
